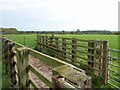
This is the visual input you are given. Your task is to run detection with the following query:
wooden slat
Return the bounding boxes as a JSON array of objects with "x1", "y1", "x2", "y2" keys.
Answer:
[
  {"x1": 38, "y1": 35, "x2": 104, "y2": 43},
  {"x1": 77, "y1": 51, "x2": 103, "y2": 59},
  {"x1": 29, "y1": 64, "x2": 52, "y2": 87},
  {"x1": 102, "y1": 41, "x2": 108, "y2": 84},
  {"x1": 30, "y1": 78, "x2": 39, "y2": 89},
  {"x1": 40, "y1": 40, "x2": 103, "y2": 51},
  {"x1": 16, "y1": 47, "x2": 29, "y2": 88},
  {"x1": 71, "y1": 39, "x2": 77, "y2": 64},
  {"x1": 77, "y1": 44, "x2": 104, "y2": 51},
  {"x1": 29, "y1": 49, "x2": 64, "y2": 68}
]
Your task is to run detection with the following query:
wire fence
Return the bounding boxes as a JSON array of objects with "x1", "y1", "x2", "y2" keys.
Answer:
[{"x1": 108, "y1": 48, "x2": 120, "y2": 89}]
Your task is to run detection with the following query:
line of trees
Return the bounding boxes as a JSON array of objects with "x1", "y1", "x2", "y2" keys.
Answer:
[
  {"x1": 1, "y1": 28, "x2": 18, "y2": 34},
  {"x1": 1, "y1": 27, "x2": 120, "y2": 35},
  {"x1": 19, "y1": 30, "x2": 118, "y2": 35}
]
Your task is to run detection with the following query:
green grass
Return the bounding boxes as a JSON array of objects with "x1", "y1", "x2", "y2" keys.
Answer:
[
  {"x1": 4, "y1": 34, "x2": 37, "y2": 49},
  {"x1": 58, "y1": 34, "x2": 118, "y2": 50},
  {"x1": 4, "y1": 34, "x2": 118, "y2": 49},
  {"x1": 2, "y1": 60, "x2": 11, "y2": 88}
]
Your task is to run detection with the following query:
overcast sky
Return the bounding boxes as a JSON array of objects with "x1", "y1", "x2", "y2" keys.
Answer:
[{"x1": 0, "y1": 0, "x2": 119, "y2": 31}]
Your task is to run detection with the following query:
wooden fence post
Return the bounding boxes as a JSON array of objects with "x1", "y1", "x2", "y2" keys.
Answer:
[
  {"x1": 2, "y1": 39, "x2": 9, "y2": 74},
  {"x1": 49, "y1": 36, "x2": 54, "y2": 57},
  {"x1": 45, "y1": 35, "x2": 48, "y2": 46},
  {"x1": 16, "y1": 47, "x2": 29, "y2": 89},
  {"x1": 52, "y1": 65, "x2": 92, "y2": 89},
  {"x1": 62, "y1": 38, "x2": 66, "y2": 60},
  {"x1": 55, "y1": 37, "x2": 59, "y2": 58},
  {"x1": 36, "y1": 34, "x2": 39, "y2": 50},
  {"x1": 45, "y1": 36, "x2": 48, "y2": 53},
  {"x1": 94, "y1": 41, "x2": 102, "y2": 75},
  {"x1": 88, "y1": 41, "x2": 102, "y2": 75},
  {"x1": 43, "y1": 36, "x2": 45, "y2": 51},
  {"x1": 38, "y1": 35, "x2": 42, "y2": 51},
  {"x1": 102, "y1": 41, "x2": 108, "y2": 84},
  {"x1": 8, "y1": 42, "x2": 17, "y2": 87},
  {"x1": 88, "y1": 41, "x2": 94, "y2": 73},
  {"x1": 41, "y1": 36, "x2": 44, "y2": 52},
  {"x1": 71, "y1": 39, "x2": 77, "y2": 64}
]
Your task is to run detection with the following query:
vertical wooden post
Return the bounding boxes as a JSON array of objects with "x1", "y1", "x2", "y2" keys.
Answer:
[
  {"x1": 52, "y1": 65, "x2": 92, "y2": 89},
  {"x1": 42, "y1": 36, "x2": 45, "y2": 52},
  {"x1": 2, "y1": 38, "x2": 5, "y2": 60},
  {"x1": 36, "y1": 34, "x2": 39, "y2": 51},
  {"x1": 16, "y1": 47, "x2": 29, "y2": 89},
  {"x1": 49, "y1": 36, "x2": 54, "y2": 56},
  {"x1": 55, "y1": 37, "x2": 59, "y2": 58},
  {"x1": 62, "y1": 38, "x2": 66, "y2": 60},
  {"x1": 45, "y1": 36, "x2": 48, "y2": 53},
  {"x1": 36, "y1": 34, "x2": 39, "y2": 49},
  {"x1": 8, "y1": 42, "x2": 17, "y2": 87},
  {"x1": 94, "y1": 41, "x2": 102, "y2": 75},
  {"x1": 39, "y1": 35, "x2": 42, "y2": 51},
  {"x1": 45, "y1": 35, "x2": 48, "y2": 46},
  {"x1": 71, "y1": 39, "x2": 77, "y2": 64},
  {"x1": 88, "y1": 41, "x2": 94, "y2": 72},
  {"x1": 88, "y1": 41, "x2": 102, "y2": 76},
  {"x1": 0, "y1": 37, "x2": 2, "y2": 90},
  {"x1": 3, "y1": 40, "x2": 9, "y2": 74},
  {"x1": 102, "y1": 41, "x2": 108, "y2": 84},
  {"x1": 41, "y1": 36, "x2": 44, "y2": 52}
]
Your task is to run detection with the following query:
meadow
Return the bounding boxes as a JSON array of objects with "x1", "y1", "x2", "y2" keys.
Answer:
[{"x1": 5, "y1": 34, "x2": 118, "y2": 50}]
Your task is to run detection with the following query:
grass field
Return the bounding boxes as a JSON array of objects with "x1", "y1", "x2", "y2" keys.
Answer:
[
  {"x1": 5, "y1": 34, "x2": 37, "y2": 49},
  {"x1": 59, "y1": 34, "x2": 118, "y2": 50},
  {"x1": 4, "y1": 34, "x2": 118, "y2": 50}
]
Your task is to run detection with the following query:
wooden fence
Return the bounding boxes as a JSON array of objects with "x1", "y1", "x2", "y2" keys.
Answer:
[
  {"x1": 2, "y1": 37, "x2": 92, "y2": 89},
  {"x1": 36, "y1": 34, "x2": 109, "y2": 84}
]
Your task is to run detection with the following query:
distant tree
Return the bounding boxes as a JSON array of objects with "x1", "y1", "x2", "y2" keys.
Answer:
[
  {"x1": 76, "y1": 29, "x2": 80, "y2": 34},
  {"x1": 62, "y1": 30, "x2": 65, "y2": 34},
  {"x1": 1, "y1": 28, "x2": 18, "y2": 34}
]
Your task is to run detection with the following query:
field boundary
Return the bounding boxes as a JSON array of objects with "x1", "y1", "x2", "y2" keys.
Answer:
[
  {"x1": 36, "y1": 34, "x2": 109, "y2": 84},
  {"x1": 107, "y1": 48, "x2": 120, "y2": 89},
  {"x1": 2, "y1": 37, "x2": 92, "y2": 89}
]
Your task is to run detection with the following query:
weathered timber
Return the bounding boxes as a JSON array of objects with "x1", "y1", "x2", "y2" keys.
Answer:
[
  {"x1": 30, "y1": 78, "x2": 39, "y2": 90},
  {"x1": 16, "y1": 47, "x2": 29, "y2": 89},
  {"x1": 62, "y1": 38, "x2": 66, "y2": 60},
  {"x1": 52, "y1": 65, "x2": 92, "y2": 89},
  {"x1": 71, "y1": 39, "x2": 77, "y2": 64},
  {"x1": 30, "y1": 64, "x2": 52, "y2": 88},
  {"x1": 102, "y1": 41, "x2": 108, "y2": 84},
  {"x1": 8, "y1": 42, "x2": 17, "y2": 87}
]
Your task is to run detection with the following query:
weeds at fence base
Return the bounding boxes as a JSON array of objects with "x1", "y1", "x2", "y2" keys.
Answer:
[{"x1": 2, "y1": 60, "x2": 10, "y2": 88}]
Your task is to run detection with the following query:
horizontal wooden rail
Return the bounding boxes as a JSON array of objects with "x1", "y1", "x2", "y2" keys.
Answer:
[
  {"x1": 38, "y1": 35, "x2": 104, "y2": 43},
  {"x1": 30, "y1": 64, "x2": 52, "y2": 87},
  {"x1": 29, "y1": 49, "x2": 64, "y2": 68},
  {"x1": 77, "y1": 44, "x2": 104, "y2": 51},
  {"x1": 30, "y1": 78, "x2": 39, "y2": 89}
]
